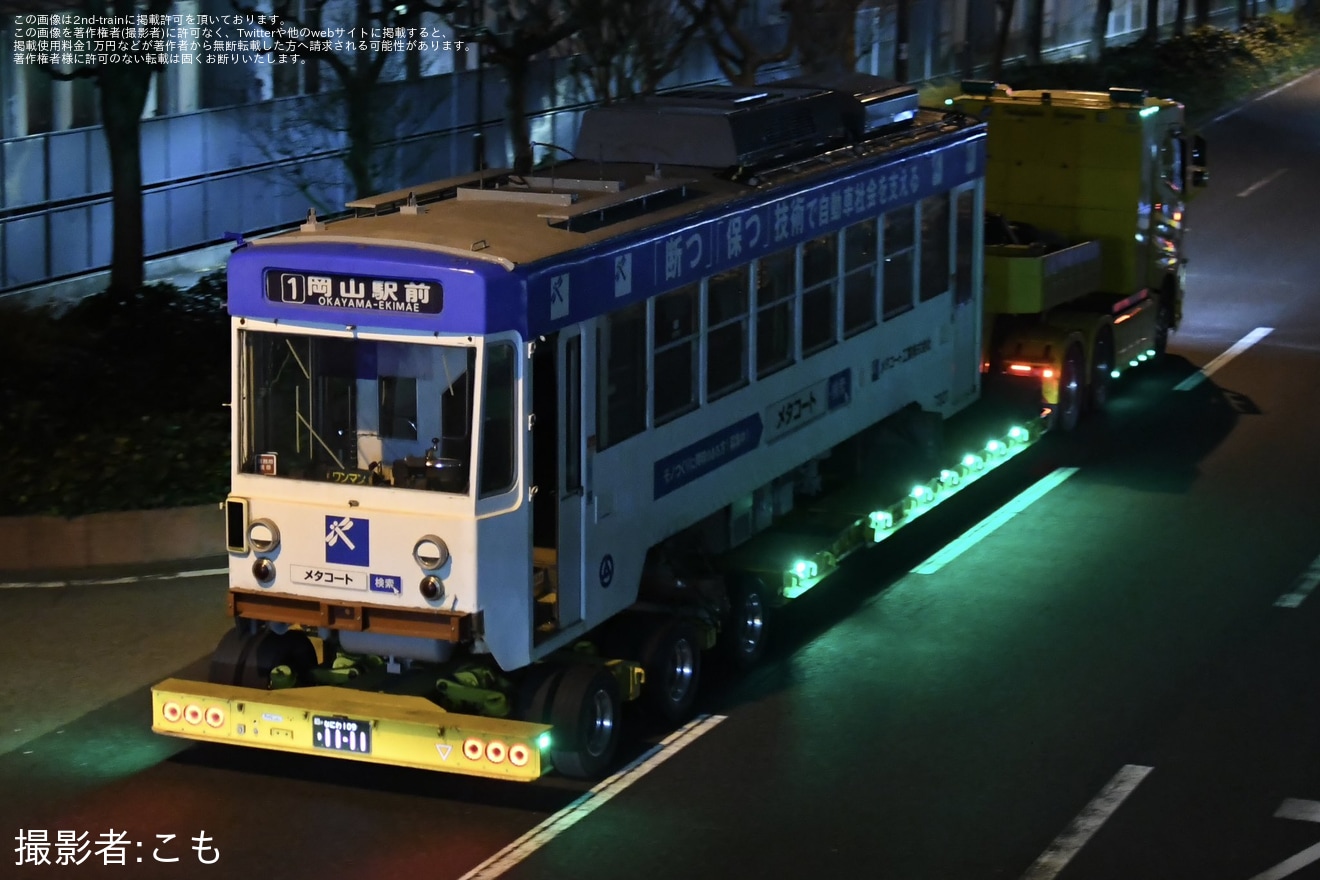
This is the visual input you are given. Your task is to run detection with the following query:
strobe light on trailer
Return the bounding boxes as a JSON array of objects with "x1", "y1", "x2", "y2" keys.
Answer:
[{"x1": 781, "y1": 419, "x2": 1046, "y2": 596}]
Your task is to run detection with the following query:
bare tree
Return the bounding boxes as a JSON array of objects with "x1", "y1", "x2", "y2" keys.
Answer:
[
  {"x1": 1146, "y1": 0, "x2": 1160, "y2": 40},
  {"x1": 1174, "y1": 0, "x2": 1188, "y2": 36},
  {"x1": 432, "y1": 0, "x2": 583, "y2": 174},
  {"x1": 231, "y1": 0, "x2": 414, "y2": 200},
  {"x1": 782, "y1": 0, "x2": 861, "y2": 76},
  {"x1": 992, "y1": 0, "x2": 1016, "y2": 78},
  {"x1": 680, "y1": 0, "x2": 794, "y2": 87},
  {"x1": 8, "y1": 0, "x2": 172, "y2": 293},
  {"x1": 1025, "y1": 0, "x2": 1046, "y2": 63},
  {"x1": 1195, "y1": 0, "x2": 1210, "y2": 27},
  {"x1": 567, "y1": 0, "x2": 707, "y2": 104},
  {"x1": 1090, "y1": 0, "x2": 1113, "y2": 61}
]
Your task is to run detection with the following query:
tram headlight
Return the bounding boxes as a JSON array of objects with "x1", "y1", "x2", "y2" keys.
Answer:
[
  {"x1": 413, "y1": 536, "x2": 450, "y2": 570},
  {"x1": 248, "y1": 518, "x2": 280, "y2": 553},
  {"x1": 253, "y1": 557, "x2": 276, "y2": 583},
  {"x1": 419, "y1": 575, "x2": 445, "y2": 601}
]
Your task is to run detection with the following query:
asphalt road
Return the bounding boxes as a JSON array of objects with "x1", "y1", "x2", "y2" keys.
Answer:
[{"x1": 3, "y1": 70, "x2": 1320, "y2": 879}]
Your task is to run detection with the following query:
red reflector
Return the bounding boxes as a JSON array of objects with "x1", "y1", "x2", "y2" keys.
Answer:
[
  {"x1": 462, "y1": 737, "x2": 484, "y2": 761},
  {"x1": 162, "y1": 701, "x2": 182, "y2": 723},
  {"x1": 509, "y1": 743, "x2": 531, "y2": 767},
  {"x1": 485, "y1": 740, "x2": 507, "y2": 764}
]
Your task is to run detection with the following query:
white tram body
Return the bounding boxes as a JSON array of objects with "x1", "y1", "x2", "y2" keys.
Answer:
[{"x1": 222, "y1": 76, "x2": 987, "y2": 675}]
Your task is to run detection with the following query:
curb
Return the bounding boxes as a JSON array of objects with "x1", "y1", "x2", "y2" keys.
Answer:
[{"x1": 0, "y1": 504, "x2": 225, "y2": 573}]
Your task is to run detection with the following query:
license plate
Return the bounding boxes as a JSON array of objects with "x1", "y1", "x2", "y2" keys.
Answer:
[{"x1": 312, "y1": 715, "x2": 372, "y2": 754}]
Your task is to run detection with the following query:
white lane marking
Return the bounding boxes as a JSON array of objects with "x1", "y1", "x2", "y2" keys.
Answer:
[
  {"x1": 1020, "y1": 764, "x2": 1153, "y2": 880},
  {"x1": 1173, "y1": 327, "x2": 1273, "y2": 391},
  {"x1": 1275, "y1": 553, "x2": 1320, "y2": 609},
  {"x1": 912, "y1": 468, "x2": 1078, "y2": 575},
  {"x1": 459, "y1": 714, "x2": 727, "y2": 880},
  {"x1": 0, "y1": 567, "x2": 227, "y2": 590},
  {"x1": 1238, "y1": 168, "x2": 1288, "y2": 198},
  {"x1": 1213, "y1": 68, "x2": 1320, "y2": 123},
  {"x1": 1250, "y1": 842, "x2": 1320, "y2": 880},
  {"x1": 1250, "y1": 798, "x2": 1320, "y2": 879},
  {"x1": 1276, "y1": 798, "x2": 1320, "y2": 823}
]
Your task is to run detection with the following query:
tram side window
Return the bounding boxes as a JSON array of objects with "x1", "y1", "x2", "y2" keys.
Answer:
[
  {"x1": 654, "y1": 283, "x2": 699, "y2": 425},
  {"x1": 919, "y1": 192, "x2": 951, "y2": 303},
  {"x1": 706, "y1": 266, "x2": 749, "y2": 402},
  {"x1": 756, "y1": 247, "x2": 796, "y2": 378},
  {"x1": 479, "y1": 342, "x2": 516, "y2": 497},
  {"x1": 955, "y1": 188, "x2": 977, "y2": 305},
  {"x1": 842, "y1": 218, "x2": 878, "y2": 337},
  {"x1": 882, "y1": 205, "x2": 915, "y2": 319},
  {"x1": 597, "y1": 300, "x2": 647, "y2": 450},
  {"x1": 801, "y1": 232, "x2": 838, "y2": 356}
]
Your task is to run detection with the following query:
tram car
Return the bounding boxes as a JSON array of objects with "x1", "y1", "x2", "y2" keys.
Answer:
[{"x1": 153, "y1": 73, "x2": 991, "y2": 780}]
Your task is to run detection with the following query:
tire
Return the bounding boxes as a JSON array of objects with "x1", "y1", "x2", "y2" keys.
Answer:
[
  {"x1": 1088, "y1": 326, "x2": 1114, "y2": 413},
  {"x1": 1054, "y1": 341, "x2": 1085, "y2": 432},
  {"x1": 1153, "y1": 289, "x2": 1175, "y2": 358},
  {"x1": 548, "y1": 665, "x2": 622, "y2": 780},
  {"x1": 641, "y1": 620, "x2": 702, "y2": 725},
  {"x1": 515, "y1": 663, "x2": 563, "y2": 723},
  {"x1": 207, "y1": 627, "x2": 318, "y2": 689},
  {"x1": 721, "y1": 575, "x2": 769, "y2": 671}
]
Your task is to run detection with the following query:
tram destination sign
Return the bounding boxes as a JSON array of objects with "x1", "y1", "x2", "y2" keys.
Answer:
[{"x1": 265, "y1": 269, "x2": 444, "y2": 314}]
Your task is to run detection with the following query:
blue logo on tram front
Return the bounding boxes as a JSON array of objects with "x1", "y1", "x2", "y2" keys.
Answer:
[{"x1": 325, "y1": 515, "x2": 370, "y2": 566}]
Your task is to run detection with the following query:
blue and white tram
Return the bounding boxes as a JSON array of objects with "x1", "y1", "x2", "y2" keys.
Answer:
[{"x1": 169, "y1": 76, "x2": 988, "y2": 780}]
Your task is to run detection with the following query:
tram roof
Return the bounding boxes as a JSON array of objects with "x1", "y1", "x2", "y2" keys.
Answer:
[{"x1": 250, "y1": 107, "x2": 983, "y2": 272}]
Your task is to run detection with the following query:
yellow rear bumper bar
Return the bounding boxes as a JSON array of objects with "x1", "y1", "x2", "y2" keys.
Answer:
[{"x1": 152, "y1": 677, "x2": 551, "y2": 782}]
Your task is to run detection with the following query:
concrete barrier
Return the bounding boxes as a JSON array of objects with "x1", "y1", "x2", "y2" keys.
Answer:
[{"x1": 0, "y1": 504, "x2": 224, "y2": 571}]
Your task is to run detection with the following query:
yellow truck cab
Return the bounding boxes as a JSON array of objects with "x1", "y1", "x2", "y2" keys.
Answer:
[{"x1": 951, "y1": 81, "x2": 1207, "y2": 429}]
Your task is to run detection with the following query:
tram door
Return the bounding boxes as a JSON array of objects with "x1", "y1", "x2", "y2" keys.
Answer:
[
  {"x1": 556, "y1": 330, "x2": 584, "y2": 629},
  {"x1": 530, "y1": 330, "x2": 583, "y2": 632},
  {"x1": 951, "y1": 180, "x2": 983, "y2": 406}
]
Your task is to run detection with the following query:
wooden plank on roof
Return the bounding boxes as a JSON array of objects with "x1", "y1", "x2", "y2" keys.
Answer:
[
  {"x1": 537, "y1": 178, "x2": 697, "y2": 226},
  {"x1": 346, "y1": 167, "x2": 515, "y2": 212}
]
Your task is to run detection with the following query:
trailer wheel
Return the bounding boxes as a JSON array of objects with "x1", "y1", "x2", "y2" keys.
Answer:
[
  {"x1": 1088, "y1": 327, "x2": 1114, "y2": 412},
  {"x1": 1154, "y1": 291, "x2": 1175, "y2": 358},
  {"x1": 548, "y1": 665, "x2": 622, "y2": 780},
  {"x1": 1055, "y1": 341, "x2": 1085, "y2": 432},
  {"x1": 641, "y1": 620, "x2": 702, "y2": 725},
  {"x1": 515, "y1": 663, "x2": 562, "y2": 723},
  {"x1": 722, "y1": 575, "x2": 769, "y2": 670},
  {"x1": 208, "y1": 627, "x2": 318, "y2": 689}
]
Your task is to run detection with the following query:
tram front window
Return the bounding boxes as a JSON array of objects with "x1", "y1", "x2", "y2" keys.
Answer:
[{"x1": 241, "y1": 331, "x2": 476, "y2": 492}]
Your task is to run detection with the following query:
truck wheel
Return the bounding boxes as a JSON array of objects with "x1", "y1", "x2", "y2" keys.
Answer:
[
  {"x1": 208, "y1": 627, "x2": 317, "y2": 689},
  {"x1": 722, "y1": 575, "x2": 769, "y2": 670},
  {"x1": 1154, "y1": 292, "x2": 1175, "y2": 357},
  {"x1": 1088, "y1": 327, "x2": 1114, "y2": 412},
  {"x1": 1054, "y1": 341, "x2": 1085, "y2": 432},
  {"x1": 549, "y1": 665, "x2": 622, "y2": 780},
  {"x1": 641, "y1": 620, "x2": 702, "y2": 725}
]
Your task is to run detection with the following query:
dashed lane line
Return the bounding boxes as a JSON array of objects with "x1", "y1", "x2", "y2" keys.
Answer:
[
  {"x1": 1020, "y1": 764, "x2": 1154, "y2": 880},
  {"x1": 458, "y1": 715, "x2": 727, "y2": 880},
  {"x1": 1174, "y1": 327, "x2": 1273, "y2": 392},
  {"x1": 0, "y1": 567, "x2": 227, "y2": 590}
]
